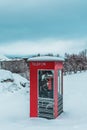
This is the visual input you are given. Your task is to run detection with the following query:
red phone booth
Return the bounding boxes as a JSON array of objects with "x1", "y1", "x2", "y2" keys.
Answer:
[{"x1": 29, "y1": 56, "x2": 64, "y2": 119}]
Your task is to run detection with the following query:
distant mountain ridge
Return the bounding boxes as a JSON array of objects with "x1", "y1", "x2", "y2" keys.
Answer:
[{"x1": 0, "y1": 54, "x2": 9, "y2": 61}]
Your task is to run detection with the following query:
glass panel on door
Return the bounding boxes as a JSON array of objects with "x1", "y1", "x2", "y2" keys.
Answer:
[{"x1": 38, "y1": 70, "x2": 54, "y2": 99}]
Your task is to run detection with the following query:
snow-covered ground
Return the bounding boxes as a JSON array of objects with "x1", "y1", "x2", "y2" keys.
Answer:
[{"x1": 0, "y1": 70, "x2": 87, "y2": 130}]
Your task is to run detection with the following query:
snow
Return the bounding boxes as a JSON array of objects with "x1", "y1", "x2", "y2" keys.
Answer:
[
  {"x1": 0, "y1": 54, "x2": 9, "y2": 61},
  {"x1": 0, "y1": 69, "x2": 29, "y2": 93},
  {"x1": 0, "y1": 69, "x2": 14, "y2": 82},
  {"x1": 28, "y1": 56, "x2": 64, "y2": 61},
  {"x1": 0, "y1": 70, "x2": 87, "y2": 130}
]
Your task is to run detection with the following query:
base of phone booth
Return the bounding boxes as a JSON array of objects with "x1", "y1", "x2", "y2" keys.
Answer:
[
  {"x1": 38, "y1": 98, "x2": 54, "y2": 119},
  {"x1": 38, "y1": 95, "x2": 63, "y2": 119}
]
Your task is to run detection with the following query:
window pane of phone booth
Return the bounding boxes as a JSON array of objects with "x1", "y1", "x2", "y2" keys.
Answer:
[
  {"x1": 58, "y1": 70, "x2": 62, "y2": 96},
  {"x1": 38, "y1": 70, "x2": 54, "y2": 99}
]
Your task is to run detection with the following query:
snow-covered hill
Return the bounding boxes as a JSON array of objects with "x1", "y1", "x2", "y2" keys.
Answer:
[
  {"x1": 0, "y1": 54, "x2": 9, "y2": 61},
  {"x1": 0, "y1": 70, "x2": 87, "y2": 130}
]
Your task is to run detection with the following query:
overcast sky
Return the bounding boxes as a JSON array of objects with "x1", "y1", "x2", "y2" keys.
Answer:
[{"x1": 0, "y1": 0, "x2": 87, "y2": 55}]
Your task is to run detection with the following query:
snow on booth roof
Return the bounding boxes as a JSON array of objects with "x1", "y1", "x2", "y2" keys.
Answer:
[{"x1": 28, "y1": 56, "x2": 64, "y2": 61}]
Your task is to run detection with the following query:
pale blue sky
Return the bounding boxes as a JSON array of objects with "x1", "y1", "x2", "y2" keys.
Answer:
[{"x1": 0, "y1": 0, "x2": 87, "y2": 55}]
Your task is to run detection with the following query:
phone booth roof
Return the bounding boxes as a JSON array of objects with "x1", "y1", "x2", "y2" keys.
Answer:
[{"x1": 28, "y1": 56, "x2": 64, "y2": 62}]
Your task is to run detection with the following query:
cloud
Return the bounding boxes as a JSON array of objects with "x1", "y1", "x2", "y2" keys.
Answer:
[
  {"x1": 0, "y1": 0, "x2": 87, "y2": 43},
  {"x1": 0, "y1": 0, "x2": 86, "y2": 14},
  {"x1": 0, "y1": 38, "x2": 86, "y2": 56}
]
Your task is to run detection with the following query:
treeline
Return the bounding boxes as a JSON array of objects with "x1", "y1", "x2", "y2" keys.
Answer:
[{"x1": 63, "y1": 49, "x2": 87, "y2": 75}]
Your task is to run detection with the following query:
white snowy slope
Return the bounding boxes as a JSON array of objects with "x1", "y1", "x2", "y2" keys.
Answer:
[
  {"x1": 0, "y1": 71, "x2": 87, "y2": 130},
  {"x1": 0, "y1": 54, "x2": 9, "y2": 61}
]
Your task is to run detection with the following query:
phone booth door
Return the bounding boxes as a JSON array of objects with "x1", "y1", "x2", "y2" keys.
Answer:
[{"x1": 38, "y1": 70, "x2": 54, "y2": 119}]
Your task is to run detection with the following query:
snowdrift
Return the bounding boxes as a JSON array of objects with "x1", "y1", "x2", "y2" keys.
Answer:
[{"x1": 0, "y1": 69, "x2": 29, "y2": 93}]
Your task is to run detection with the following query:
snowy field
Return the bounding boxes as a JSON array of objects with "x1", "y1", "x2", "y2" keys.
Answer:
[{"x1": 0, "y1": 70, "x2": 87, "y2": 130}]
